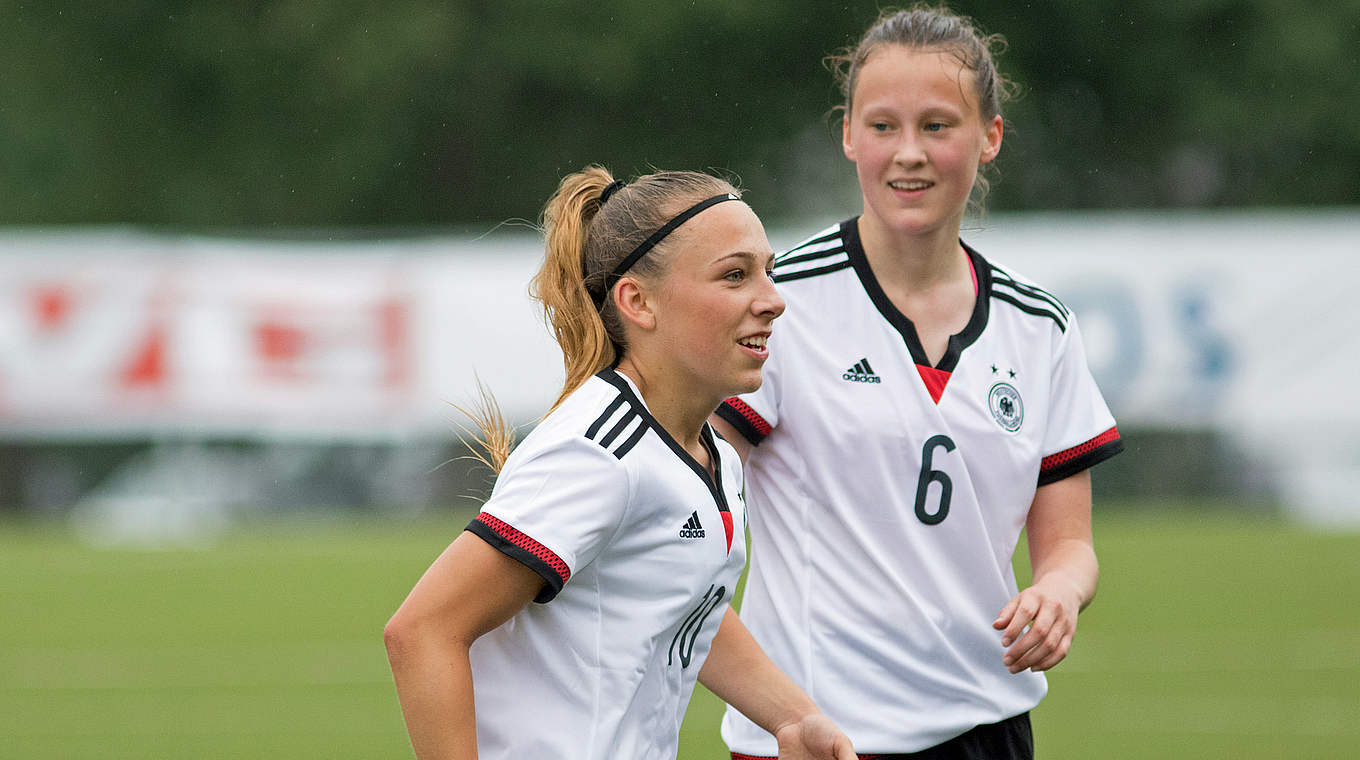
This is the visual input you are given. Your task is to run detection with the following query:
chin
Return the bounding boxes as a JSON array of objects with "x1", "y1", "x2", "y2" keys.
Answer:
[{"x1": 731, "y1": 370, "x2": 766, "y2": 395}]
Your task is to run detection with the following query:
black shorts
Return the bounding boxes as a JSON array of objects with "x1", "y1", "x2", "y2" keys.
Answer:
[
  {"x1": 730, "y1": 712, "x2": 1033, "y2": 760},
  {"x1": 872, "y1": 712, "x2": 1033, "y2": 760}
]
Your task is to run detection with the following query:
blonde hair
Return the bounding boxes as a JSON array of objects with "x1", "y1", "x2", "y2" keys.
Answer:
[{"x1": 467, "y1": 165, "x2": 739, "y2": 472}]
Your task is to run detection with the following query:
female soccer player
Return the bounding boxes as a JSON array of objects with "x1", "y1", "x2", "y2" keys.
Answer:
[
  {"x1": 384, "y1": 167, "x2": 855, "y2": 760},
  {"x1": 713, "y1": 6, "x2": 1123, "y2": 758}
]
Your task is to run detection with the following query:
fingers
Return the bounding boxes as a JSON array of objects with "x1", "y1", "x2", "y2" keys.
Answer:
[
  {"x1": 998, "y1": 589, "x2": 1077, "y2": 673},
  {"x1": 1030, "y1": 633, "x2": 1073, "y2": 671},
  {"x1": 993, "y1": 595, "x2": 1019, "y2": 630},
  {"x1": 999, "y1": 593, "x2": 1037, "y2": 646}
]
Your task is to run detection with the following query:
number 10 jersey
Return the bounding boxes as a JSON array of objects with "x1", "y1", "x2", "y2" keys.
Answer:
[{"x1": 716, "y1": 219, "x2": 1122, "y2": 755}]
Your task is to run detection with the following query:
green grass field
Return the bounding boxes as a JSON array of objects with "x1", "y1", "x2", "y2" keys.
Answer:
[{"x1": 3, "y1": 506, "x2": 1357, "y2": 758}]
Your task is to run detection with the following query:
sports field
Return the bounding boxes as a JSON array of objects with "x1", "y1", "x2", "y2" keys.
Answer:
[{"x1": 3, "y1": 505, "x2": 1356, "y2": 759}]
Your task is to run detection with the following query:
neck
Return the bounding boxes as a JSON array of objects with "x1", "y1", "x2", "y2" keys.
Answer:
[
  {"x1": 857, "y1": 212, "x2": 969, "y2": 295},
  {"x1": 613, "y1": 358, "x2": 717, "y2": 452}
]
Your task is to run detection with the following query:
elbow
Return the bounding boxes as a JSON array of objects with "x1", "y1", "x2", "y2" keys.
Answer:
[{"x1": 384, "y1": 610, "x2": 418, "y2": 663}]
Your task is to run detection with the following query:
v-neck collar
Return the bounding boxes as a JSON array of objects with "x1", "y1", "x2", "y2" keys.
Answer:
[
  {"x1": 595, "y1": 368, "x2": 731, "y2": 515},
  {"x1": 841, "y1": 218, "x2": 991, "y2": 374}
]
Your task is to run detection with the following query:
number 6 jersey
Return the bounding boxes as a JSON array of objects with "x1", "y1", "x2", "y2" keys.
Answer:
[
  {"x1": 466, "y1": 368, "x2": 747, "y2": 760},
  {"x1": 716, "y1": 219, "x2": 1122, "y2": 755}
]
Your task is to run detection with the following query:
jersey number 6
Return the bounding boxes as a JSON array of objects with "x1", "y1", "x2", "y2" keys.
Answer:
[{"x1": 914, "y1": 434, "x2": 956, "y2": 525}]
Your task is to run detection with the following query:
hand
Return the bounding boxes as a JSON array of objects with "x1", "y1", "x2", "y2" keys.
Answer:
[
  {"x1": 993, "y1": 577, "x2": 1082, "y2": 673},
  {"x1": 774, "y1": 712, "x2": 856, "y2": 760}
]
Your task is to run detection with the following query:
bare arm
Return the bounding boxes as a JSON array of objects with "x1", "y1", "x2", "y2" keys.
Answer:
[
  {"x1": 710, "y1": 414, "x2": 753, "y2": 466},
  {"x1": 993, "y1": 469, "x2": 1099, "y2": 673},
  {"x1": 383, "y1": 532, "x2": 545, "y2": 759},
  {"x1": 699, "y1": 608, "x2": 855, "y2": 759}
]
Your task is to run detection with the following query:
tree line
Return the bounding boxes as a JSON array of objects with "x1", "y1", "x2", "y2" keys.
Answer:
[{"x1": 2, "y1": 0, "x2": 1355, "y2": 228}]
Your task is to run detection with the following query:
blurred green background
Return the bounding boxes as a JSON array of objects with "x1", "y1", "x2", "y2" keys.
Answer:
[{"x1": 3, "y1": 0, "x2": 1357, "y2": 228}]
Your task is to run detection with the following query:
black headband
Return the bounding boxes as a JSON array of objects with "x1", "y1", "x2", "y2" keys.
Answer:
[
  {"x1": 593, "y1": 192, "x2": 741, "y2": 307},
  {"x1": 598, "y1": 179, "x2": 627, "y2": 205}
]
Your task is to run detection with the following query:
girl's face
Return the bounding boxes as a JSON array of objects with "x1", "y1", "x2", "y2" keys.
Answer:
[
  {"x1": 842, "y1": 45, "x2": 1003, "y2": 240},
  {"x1": 646, "y1": 201, "x2": 784, "y2": 401}
]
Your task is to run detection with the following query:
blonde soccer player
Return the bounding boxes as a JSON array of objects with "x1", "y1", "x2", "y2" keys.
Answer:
[{"x1": 385, "y1": 167, "x2": 855, "y2": 760}]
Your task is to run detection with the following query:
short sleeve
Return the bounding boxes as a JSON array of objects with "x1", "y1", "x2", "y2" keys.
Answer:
[
  {"x1": 466, "y1": 435, "x2": 630, "y2": 602},
  {"x1": 1038, "y1": 313, "x2": 1124, "y2": 486},
  {"x1": 715, "y1": 332, "x2": 782, "y2": 446}
]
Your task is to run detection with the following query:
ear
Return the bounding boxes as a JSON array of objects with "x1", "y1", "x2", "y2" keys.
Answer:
[
  {"x1": 612, "y1": 277, "x2": 656, "y2": 332},
  {"x1": 842, "y1": 112, "x2": 857, "y2": 162},
  {"x1": 979, "y1": 114, "x2": 1003, "y2": 164}
]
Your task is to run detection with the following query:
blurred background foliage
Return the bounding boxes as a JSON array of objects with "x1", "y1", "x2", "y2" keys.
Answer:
[{"x1": 2, "y1": 0, "x2": 1356, "y2": 229}]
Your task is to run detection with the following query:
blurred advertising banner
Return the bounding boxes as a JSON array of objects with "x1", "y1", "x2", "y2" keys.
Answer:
[
  {"x1": 2, "y1": 213, "x2": 1357, "y2": 522},
  {"x1": 967, "y1": 211, "x2": 1358, "y2": 525},
  {"x1": 0, "y1": 230, "x2": 560, "y2": 439}
]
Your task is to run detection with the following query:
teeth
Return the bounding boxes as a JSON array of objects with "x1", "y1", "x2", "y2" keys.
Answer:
[
  {"x1": 890, "y1": 181, "x2": 931, "y2": 190},
  {"x1": 739, "y1": 336, "x2": 767, "y2": 348}
]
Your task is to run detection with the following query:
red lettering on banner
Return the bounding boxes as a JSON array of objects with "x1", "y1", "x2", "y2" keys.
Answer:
[
  {"x1": 121, "y1": 324, "x2": 167, "y2": 388},
  {"x1": 255, "y1": 320, "x2": 307, "y2": 379},
  {"x1": 32, "y1": 285, "x2": 73, "y2": 332},
  {"x1": 379, "y1": 299, "x2": 409, "y2": 388}
]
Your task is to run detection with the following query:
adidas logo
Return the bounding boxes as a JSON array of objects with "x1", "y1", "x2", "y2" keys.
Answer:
[
  {"x1": 842, "y1": 357, "x2": 881, "y2": 383},
  {"x1": 679, "y1": 511, "x2": 706, "y2": 539}
]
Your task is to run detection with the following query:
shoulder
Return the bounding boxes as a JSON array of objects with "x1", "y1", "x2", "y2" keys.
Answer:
[
  {"x1": 977, "y1": 248, "x2": 1073, "y2": 335},
  {"x1": 512, "y1": 375, "x2": 650, "y2": 471},
  {"x1": 771, "y1": 221, "x2": 855, "y2": 285}
]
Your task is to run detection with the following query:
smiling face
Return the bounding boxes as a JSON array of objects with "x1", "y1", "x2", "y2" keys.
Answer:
[
  {"x1": 842, "y1": 45, "x2": 1003, "y2": 241},
  {"x1": 641, "y1": 201, "x2": 784, "y2": 402}
]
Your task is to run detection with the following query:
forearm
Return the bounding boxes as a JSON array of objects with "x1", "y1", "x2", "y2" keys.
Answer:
[
  {"x1": 1026, "y1": 469, "x2": 1098, "y2": 611},
  {"x1": 1029, "y1": 537, "x2": 1098, "y2": 611},
  {"x1": 386, "y1": 630, "x2": 479, "y2": 759},
  {"x1": 698, "y1": 607, "x2": 819, "y2": 735}
]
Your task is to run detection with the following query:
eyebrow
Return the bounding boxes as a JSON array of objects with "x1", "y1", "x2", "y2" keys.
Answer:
[{"x1": 713, "y1": 250, "x2": 776, "y2": 267}]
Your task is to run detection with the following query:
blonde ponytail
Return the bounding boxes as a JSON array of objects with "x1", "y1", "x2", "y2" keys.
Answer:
[{"x1": 531, "y1": 166, "x2": 619, "y2": 413}]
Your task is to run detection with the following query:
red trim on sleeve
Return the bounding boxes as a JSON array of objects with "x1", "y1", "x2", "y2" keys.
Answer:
[
  {"x1": 1041, "y1": 426, "x2": 1121, "y2": 473},
  {"x1": 474, "y1": 512, "x2": 571, "y2": 585},
  {"x1": 723, "y1": 397, "x2": 772, "y2": 436}
]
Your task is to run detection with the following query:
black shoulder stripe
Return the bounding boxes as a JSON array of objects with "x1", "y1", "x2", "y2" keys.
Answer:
[
  {"x1": 993, "y1": 279, "x2": 1069, "y2": 322},
  {"x1": 611, "y1": 421, "x2": 649, "y2": 459},
  {"x1": 991, "y1": 291, "x2": 1068, "y2": 332},
  {"x1": 599, "y1": 410, "x2": 639, "y2": 448},
  {"x1": 990, "y1": 271, "x2": 1070, "y2": 316},
  {"x1": 585, "y1": 395, "x2": 625, "y2": 439},
  {"x1": 773, "y1": 259, "x2": 852, "y2": 283},
  {"x1": 775, "y1": 245, "x2": 848, "y2": 270}
]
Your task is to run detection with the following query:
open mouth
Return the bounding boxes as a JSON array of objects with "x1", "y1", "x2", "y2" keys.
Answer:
[
  {"x1": 889, "y1": 180, "x2": 932, "y2": 191},
  {"x1": 738, "y1": 335, "x2": 769, "y2": 357}
]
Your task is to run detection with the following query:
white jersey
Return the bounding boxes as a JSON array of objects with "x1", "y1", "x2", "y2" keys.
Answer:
[
  {"x1": 466, "y1": 368, "x2": 747, "y2": 760},
  {"x1": 717, "y1": 219, "x2": 1121, "y2": 755}
]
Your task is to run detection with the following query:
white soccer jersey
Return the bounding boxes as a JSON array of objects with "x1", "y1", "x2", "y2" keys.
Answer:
[
  {"x1": 465, "y1": 368, "x2": 747, "y2": 760},
  {"x1": 717, "y1": 219, "x2": 1122, "y2": 756}
]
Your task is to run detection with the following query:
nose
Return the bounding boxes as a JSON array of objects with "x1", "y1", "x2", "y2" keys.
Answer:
[
  {"x1": 893, "y1": 132, "x2": 927, "y2": 167},
  {"x1": 755, "y1": 271, "x2": 786, "y2": 320}
]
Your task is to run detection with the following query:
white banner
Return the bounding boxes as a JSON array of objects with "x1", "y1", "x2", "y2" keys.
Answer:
[
  {"x1": 0, "y1": 230, "x2": 559, "y2": 438},
  {"x1": 2, "y1": 213, "x2": 1357, "y2": 520}
]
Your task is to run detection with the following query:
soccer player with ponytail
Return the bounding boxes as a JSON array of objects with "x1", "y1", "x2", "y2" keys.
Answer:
[{"x1": 384, "y1": 166, "x2": 854, "y2": 760}]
